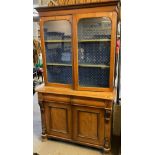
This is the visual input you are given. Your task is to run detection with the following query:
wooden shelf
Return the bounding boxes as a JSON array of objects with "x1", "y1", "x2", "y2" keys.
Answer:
[
  {"x1": 79, "y1": 39, "x2": 110, "y2": 42},
  {"x1": 46, "y1": 63, "x2": 109, "y2": 68},
  {"x1": 82, "y1": 20, "x2": 111, "y2": 24},
  {"x1": 45, "y1": 40, "x2": 71, "y2": 43},
  {"x1": 101, "y1": 21, "x2": 111, "y2": 23},
  {"x1": 79, "y1": 64, "x2": 110, "y2": 68},
  {"x1": 45, "y1": 39, "x2": 110, "y2": 43},
  {"x1": 47, "y1": 63, "x2": 72, "y2": 66}
]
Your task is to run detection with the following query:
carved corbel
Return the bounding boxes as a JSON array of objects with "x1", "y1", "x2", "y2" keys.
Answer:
[{"x1": 105, "y1": 109, "x2": 111, "y2": 121}]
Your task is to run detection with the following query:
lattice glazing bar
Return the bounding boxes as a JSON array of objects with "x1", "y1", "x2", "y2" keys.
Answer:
[
  {"x1": 47, "y1": 66, "x2": 72, "y2": 84},
  {"x1": 79, "y1": 67, "x2": 110, "y2": 87},
  {"x1": 45, "y1": 42, "x2": 72, "y2": 64}
]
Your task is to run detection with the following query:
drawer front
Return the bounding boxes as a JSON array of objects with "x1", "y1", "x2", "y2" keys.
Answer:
[
  {"x1": 73, "y1": 105, "x2": 104, "y2": 146},
  {"x1": 71, "y1": 97, "x2": 106, "y2": 108},
  {"x1": 43, "y1": 94, "x2": 71, "y2": 103},
  {"x1": 45, "y1": 102, "x2": 72, "y2": 140}
]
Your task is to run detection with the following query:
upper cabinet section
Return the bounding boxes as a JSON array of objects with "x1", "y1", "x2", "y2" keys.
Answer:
[
  {"x1": 43, "y1": 19, "x2": 72, "y2": 85},
  {"x1": 78, "y1": 17, "x2": 111, "y2": 88},
  {"x1": 37, "y1": 2, "x2": 118, "y2": 91}
]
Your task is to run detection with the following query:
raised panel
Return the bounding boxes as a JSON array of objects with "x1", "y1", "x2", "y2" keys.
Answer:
[
  {"x1": 78, "y1": 111, "x2": 98, "y2": 139},
  {"x1": 45, "y1": 102, "x2": 71, "y2": 139},
  {"x1": 73, "y1": 106, "x2": 104, "y2": 146},
  {"x1": 50, "y1": 107, "x2": 67, "y2": 133}
]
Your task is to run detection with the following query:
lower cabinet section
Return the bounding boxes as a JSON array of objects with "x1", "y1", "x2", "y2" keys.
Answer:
[{"x1": 38, "y1": 94, "x2": 112, "y2": 152}]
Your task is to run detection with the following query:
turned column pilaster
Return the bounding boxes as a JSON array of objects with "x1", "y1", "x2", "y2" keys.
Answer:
[
  {"x1": 38, "y1": 93, "x2": 47, "y2": 141},
  {"x1": 103, "y1": 106, "x2": 112, "y2": 153}
]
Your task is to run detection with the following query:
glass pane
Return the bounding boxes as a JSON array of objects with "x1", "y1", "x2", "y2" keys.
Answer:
[
  {"x1": 79, "y1": 67, "x2": 109, "y2": 87},
  {"x1": 44, "y1": 20, "x2": 72, "y2": 84},
  {"x1": 47, "y1": 66, "x2": 72, "y2": 84},
  {"x1": 78, "y1": 17, "x2": 111, "y2": 88}
]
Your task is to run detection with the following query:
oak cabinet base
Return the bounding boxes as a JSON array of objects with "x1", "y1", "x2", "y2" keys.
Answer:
[{"x1": 38, "y1": 92, "x2": 113, "y2": 152}]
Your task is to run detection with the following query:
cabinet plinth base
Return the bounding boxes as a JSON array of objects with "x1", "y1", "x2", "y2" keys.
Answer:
[
  {"x1": 46, "y1": 134, "x2": 104, "y2": 150},
  {"x1": 103, "y1": 147, "x2": 111, "y2": 153},
  {"x1": 41, "y1": 134, "x2": 47, "y2": 141}
]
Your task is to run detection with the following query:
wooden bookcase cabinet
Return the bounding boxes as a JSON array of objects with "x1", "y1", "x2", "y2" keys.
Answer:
[{"x1": 36, "y1": 1, "x2": 119, "y2": 153}]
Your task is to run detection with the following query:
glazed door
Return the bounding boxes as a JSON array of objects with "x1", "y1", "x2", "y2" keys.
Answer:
[
  {"x1": 40, "y1": 16, "x2": 73, "y2": 87},
  {"x1": 73, "y1": 106, "x2": 104, "y2": 146},
  {"x1": 45, "y1": 102, "x2": 72, "y2": 139},
  {"x1": 73, "y1": 12, "x2": 117, "y2": 91}
]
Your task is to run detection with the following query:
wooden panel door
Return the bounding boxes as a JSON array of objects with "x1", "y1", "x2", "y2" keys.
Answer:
[
  {"x1": 45, "y1": 102, "x2": 72, "y2": 140},
  {"x1": 73, "y1": 105, "x2": 104, "y2": 146}
]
